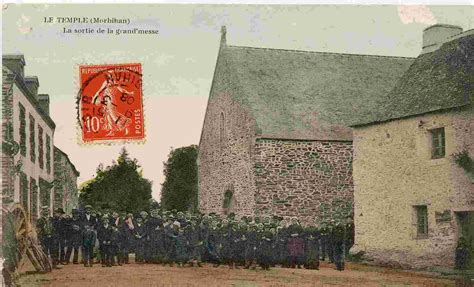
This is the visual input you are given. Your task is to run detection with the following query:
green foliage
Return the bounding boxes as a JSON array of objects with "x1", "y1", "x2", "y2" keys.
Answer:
[
  {"x1": 453, "y1": 150, "x2": 474, "y2": 179},
  {"x1": 319, "y1": 197, "x2": 353, "y2": 226},
  {"x1": 79, "y1": 147, "x2": 153, "y2": 214},
  {"x1": 160, "y1": 145, "x2": 198, "y2": 212}
]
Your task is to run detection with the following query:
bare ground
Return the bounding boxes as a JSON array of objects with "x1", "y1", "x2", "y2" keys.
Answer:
[{"x1": 15, "y1": 261, "x2": 462, "y2": 287}]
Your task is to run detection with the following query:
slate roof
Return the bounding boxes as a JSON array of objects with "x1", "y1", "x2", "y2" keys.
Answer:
[
  {"x1": 54, "y1": 146, "x2": 80, "y2": 177},
  {"x1": 211, "y1": 45, "x2": 414, "y2": 141},
  {"x1": 353, "y1": 31, "x2": 474, "y2": 126},
  {"x1": 2, "y1": 59, "x2": 56, "y2": 129}
]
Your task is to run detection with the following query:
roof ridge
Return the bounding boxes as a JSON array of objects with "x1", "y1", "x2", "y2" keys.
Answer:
[{"x1": 226, "y1": 44, "x2": 415, "y2": 60}]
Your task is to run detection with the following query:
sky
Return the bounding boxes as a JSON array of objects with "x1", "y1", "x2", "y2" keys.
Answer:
[{"x1": 2, "y1": 4, "x2": 473, "y2": 200}]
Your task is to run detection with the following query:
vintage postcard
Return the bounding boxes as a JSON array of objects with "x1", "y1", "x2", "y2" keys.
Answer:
[{"x1": 1, "y1": 3, "x2": 473, "y2": 287}]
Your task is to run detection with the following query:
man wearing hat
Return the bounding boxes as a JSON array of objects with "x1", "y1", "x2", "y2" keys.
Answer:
[
  {"x1": 97, "y1": 216, "x2": 112, "y2": 267},
  {"x1": 51, "y1": 208, "x2": 65, "y2": 267},
  {"x1": 332, "y1": 221, "x2": 346, "y2": 271},
  {"x1": 66, "y1": 209, "x2": 83, "y2": 264},
  {"x1": 148, "y1": 210, "x2": 165, "y2": 264},
  {"x1": 81, "y1": 205, "x2": 98, "y2": 230},
  {"x1": 134, "y1": 216, "x2": 148, "y2": 263},
  {"x1": 37, "y1": 206, "x2": 59, "y2": 268},
  {"x1": 54, "y1": 207, "x2": 70, "y2": 265}
]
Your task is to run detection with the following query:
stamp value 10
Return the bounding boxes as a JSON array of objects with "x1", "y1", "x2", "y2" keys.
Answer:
[{"x1": 78, "y1": 63, "x2": 144, "y2": 142}]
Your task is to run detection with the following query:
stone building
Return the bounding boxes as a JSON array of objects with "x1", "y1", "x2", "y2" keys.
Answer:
[
  {"x1": 54, "y1": 146, "x2": 80, "y2": 215},
  {"x1": 197, "y1": 27, "x2": 414, "y2": 223},
  {"x1": 2, "y1": 55, "x2": 56, "y2": 220},
  {"x1": 351, "y1": 25, "x2": 474, "y2": 269},
  {"x1": 1, "y1": 55, "x2": 77, "y2": 222}
]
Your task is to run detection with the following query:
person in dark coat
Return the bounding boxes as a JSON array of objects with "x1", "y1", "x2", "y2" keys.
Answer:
[
  {"x1": 148, "y1": 210, "x2": 165, "y2": 264},
  {"x1": 175, "y1": 223, "x2": 188, "y2": 267},
  {"x1": 332, "y1": 223, "x2": 346, "y2": 271},
  {"x1": 109, "y1": 225, "x2": 120, "y2": 266},
  {"x1": 51, "y1": 208, "x2": 65, "y2": 267},
  {"x1": 196, "y1": 216, "x2": 209, "y2": 266},
  {"x1": 37, "y1": 206, "x2": 59, "y2": 268},
  {"x1": 257, "y1": 225, "x2": 274, "y2": 270},
  {"x1": 455, "y1": 236, "x2": 470, "y2": 270},
  {"x1": 81, "y1": 205, "x2": 98, "y2": 230},
  {"x1": 110, "y1": 212, "x2": 125, "y2": 265},
  {"x1": 233, "y1": 222, "x2": 247, "y2": 267},
  {"x1": 320, "y1": 223, "x2": 335, "y2": 263},
  {"x1": 185, "y1": 219, "x2": 200, "y2": 266},
  {"x1": 82, "y1": 224, "x2": 96, "y2": 267},
  {"x1": 122, "y1": 213, "x2": 135, "y2": 264},
  {"x1": 344, "y1": 216, "x2": 355, "y2": 257},
  {"x1": 66, "y1": 209, "x2": 82, "y2": 264},
  {"x1": 244, "y1": 222, "x2": 258, "y2": 269},
  {"x1": 139, "y1": 211, "x2": 153, "y2": 263},
  {"x1": 97, "y1": 217, "x2": 112, "y2": 267},
  {"x1": 276, "y1": 223, "x2": 289, "y2": 267},
  {"x1": 164, "y1": 217, "x2": 178, "y2": 265},
  {"x1": 207, "y1": 221, "x2": 221, "y2": 267},
  {"x1": 219, "y1": 219, "x2": 232, "y2": 268},
  {"x1": 134, "y1": 216, "x2": 148, "y2": 264},
  {"x1": 287, "y1": 218, "x2": 304, "y2": 269},
  {"x1": 304, "y1": 225, "x2": 320, "y2": 270},
  {"x1": 56, "y1": 208, "x2": 70, "y2": 265}
]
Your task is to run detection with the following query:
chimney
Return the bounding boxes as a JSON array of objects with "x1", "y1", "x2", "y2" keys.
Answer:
[
  {"x1": 37, "y1": 94, "x2": 50, "y2": 116},
  {"x1": 2, "y1": 54, "x2": 26, "y2": 77},
  {"x1": 24, "y1": 76, "x2": 40, "y2": 99},
  {"x1": 422, "y1": 24, "x2": 463, "y2": 54}
]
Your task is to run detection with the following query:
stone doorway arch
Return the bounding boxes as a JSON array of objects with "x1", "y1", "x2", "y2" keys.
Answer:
[{"x1": 223, "y1": 185, "x2": 237, "y2": 215}]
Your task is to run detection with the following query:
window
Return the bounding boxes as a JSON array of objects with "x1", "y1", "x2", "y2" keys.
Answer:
[
  {"x1": 20, "y1": 172, "x2": 29, "y2": 213},
  {"x1": 30, "y1": 177, "x2": 37, "y2": 221},
  {"x1": 39, "y1": 178, "x2": 50, "y2": 209},
  {"x1": 430, "y1": 128, "x2": 445, "y2": 159},
  {"x1": 415, "y1": 205, "x2": 428, "y2": 236},
  {"x1": 19, "y1": 103, "x2": 26, "y2": 156},
  {"x1": 223, "y1": 189, "x2": 237, "y2": 215},
  {"x1": 46, "y1": 134, "x2": 51, "y2": 174},
  {"x1": 29, "y1": 115, "x2": 36, "y2": 163},
  {"x1": 38, "y1": 125, "x2": 44, "y2": 169},
  {"x1": 223, "y1": 190, "x2": 233, "y2": 209}
]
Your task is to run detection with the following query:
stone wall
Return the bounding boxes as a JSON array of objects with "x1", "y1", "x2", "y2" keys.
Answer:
[
  {"x1": 198, "y1": 91, "x2": 258, "y2": 217},
  {"x1": 253, "y1": 138, "x2": 353, "y2": 225},
  {"x1": 54, "y1": 148, "x2": 79, "y2": 215},
  {"x1": 352, "y1": 107, "x2": 474, "y2": 269}
]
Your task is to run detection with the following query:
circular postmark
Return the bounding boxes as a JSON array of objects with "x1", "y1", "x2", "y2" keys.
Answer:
[{"x1": 77, "y1": 64, "x2": 144, "y2": 142}]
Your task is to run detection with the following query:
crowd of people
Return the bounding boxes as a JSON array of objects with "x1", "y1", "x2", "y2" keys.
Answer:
[{"x1": 36, "y1": 205, "x2": 354, "y2": 271}]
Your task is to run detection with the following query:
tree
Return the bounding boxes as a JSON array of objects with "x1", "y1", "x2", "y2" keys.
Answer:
[
  {"x1": 160, "y1": 145, "x2": 198, "y2": 212},
  {"x1": 79, "y1": 147, "x2": 152, "y2": 214}
]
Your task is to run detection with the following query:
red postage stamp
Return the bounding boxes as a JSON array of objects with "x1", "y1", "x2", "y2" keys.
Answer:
[{"x1": 78, "y1": 63, "x2": 144, "y2": 142}]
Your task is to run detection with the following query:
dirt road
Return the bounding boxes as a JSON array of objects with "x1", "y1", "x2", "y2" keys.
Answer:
[{"x1": 17, "y1": 261, "x2": 459, "y2": 287}]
